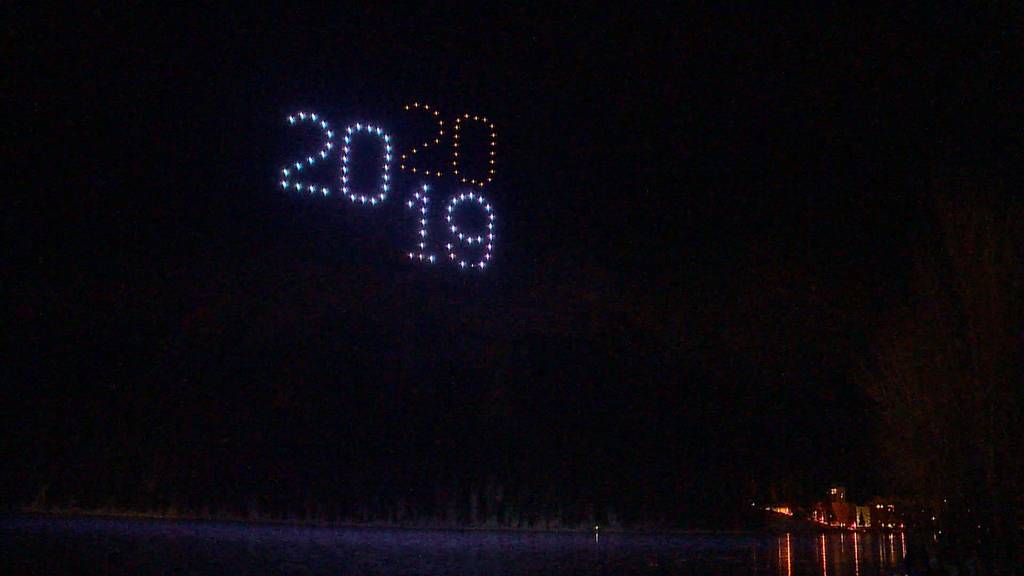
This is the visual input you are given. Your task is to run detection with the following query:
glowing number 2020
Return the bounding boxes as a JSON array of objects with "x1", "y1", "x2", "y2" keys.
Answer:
[{"x1": 397, "y1": 103, "x2": 497, "y2": 189}]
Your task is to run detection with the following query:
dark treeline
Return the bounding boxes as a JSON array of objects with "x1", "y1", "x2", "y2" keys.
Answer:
[
  {"x1": 4, "y1": 194, "x2": 867, "y2": 529},
  {"x1": 7, "y1": 298, "x2": 795, "y2": 528}
]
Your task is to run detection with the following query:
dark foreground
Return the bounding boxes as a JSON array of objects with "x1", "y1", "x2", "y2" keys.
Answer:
[{"x1": 0, "y1": 515, "x2": 908, "y2": 575}]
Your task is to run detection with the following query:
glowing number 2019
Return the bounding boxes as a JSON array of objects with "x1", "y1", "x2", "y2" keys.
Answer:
[{"x1": 280, "y1": 108, "x2": 498, "y2": 271}]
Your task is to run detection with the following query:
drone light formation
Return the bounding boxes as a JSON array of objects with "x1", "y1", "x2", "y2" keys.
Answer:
[
  {"x1": 452, "y1": 113, "x2": 497, "y2": 188},
  {"x1": 406, "y1": 184, "x2": 437, "y2": 263},
  {"x1": 399, "y1": 102, "x2": 445, "y2": 178},
  {"x1": 445, "y1": 191, "x2": 495, "y2": 269},
  {"x1": 341, "y1": 123, "x2": 392, "y2": 205},
  {"x1": 280, "y1": 106, "x2": 500, "y2": 271},
  {"x1": 280, "y1": 111, "x2": 335, "y2": 196}
]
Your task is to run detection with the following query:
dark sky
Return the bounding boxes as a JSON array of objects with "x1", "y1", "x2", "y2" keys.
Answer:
[{"x1": 4, "y1": 6, "x2": 1015, "y2": 522}]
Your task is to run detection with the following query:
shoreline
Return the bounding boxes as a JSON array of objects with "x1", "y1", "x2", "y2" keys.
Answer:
[{"x1": 12, "y1": 508, "x2": 765, "y2": 536}]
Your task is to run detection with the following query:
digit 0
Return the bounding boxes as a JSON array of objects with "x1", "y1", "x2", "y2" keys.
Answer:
[
  {"x1": 341, "y1": 122, "x2": 393, "y2": 205},
  {"x1": 451, "y1": 114, "x2": 496, "y2": 188}
]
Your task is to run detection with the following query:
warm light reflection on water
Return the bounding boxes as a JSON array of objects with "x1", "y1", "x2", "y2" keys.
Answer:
[
  {"x1": 777, "y1": 533, "x2": 792, "y2": 576},
  {"x1": 852, "y1": 531, "x2": 859, "y2": 576},
  {"x1": 778, "y1": 531, "x2": 905, "y2": 576}
]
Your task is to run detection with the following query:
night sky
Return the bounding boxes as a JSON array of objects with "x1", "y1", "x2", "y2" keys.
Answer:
[{"x1": 4, "y1": 6, "x2": 1015, "y2": 526}]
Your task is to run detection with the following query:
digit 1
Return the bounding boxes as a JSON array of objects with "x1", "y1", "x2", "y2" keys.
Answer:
[{"x1": 406, "y1": 184, "x2": 436, "y2": 263}]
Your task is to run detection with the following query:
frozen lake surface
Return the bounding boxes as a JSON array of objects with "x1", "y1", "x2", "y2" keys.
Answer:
[{"x1": 0, "y1": 515, "x2": 907, "y2": 575}]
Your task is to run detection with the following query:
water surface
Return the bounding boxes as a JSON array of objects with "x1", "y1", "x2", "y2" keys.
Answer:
[{"x1": 0, "y1": 515, "x2": 908, "y2": 575}]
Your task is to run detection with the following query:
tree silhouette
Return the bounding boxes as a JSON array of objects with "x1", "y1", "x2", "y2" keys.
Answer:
[{"x1": 867, "y1": 179, "x2": 1022, "y2": 570}]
